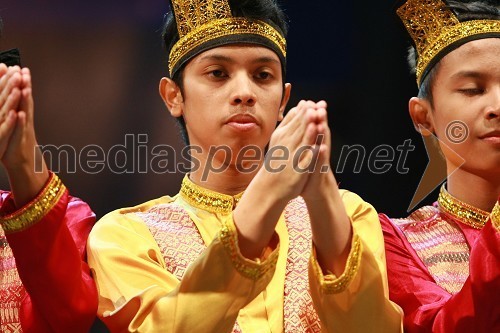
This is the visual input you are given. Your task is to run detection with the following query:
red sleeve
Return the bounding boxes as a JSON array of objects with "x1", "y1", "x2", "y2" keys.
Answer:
[
  {"x1": 379, "y1": 214, "x2": 500, "y2": 333},
  {"x1": 1, "y1": 189, "x2": 98, "y2": 333}
]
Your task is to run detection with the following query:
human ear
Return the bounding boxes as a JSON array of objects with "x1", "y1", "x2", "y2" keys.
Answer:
[
  {"x1": 159, "y1": 77, "x2": 184, "y2": 117},
  {"x1": 409, "y1": 97, "x2": 434, "y2": 136},
  {"x1": 278, "y1": 83, "x2": 292, "y2": 121}
]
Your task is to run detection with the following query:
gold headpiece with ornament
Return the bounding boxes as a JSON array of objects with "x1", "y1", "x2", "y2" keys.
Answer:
[
  {"x1": 168, "y1": 0, "x2": 287, "y2": 77},
  {"x1": 397, "y1": 0, "x2": 500, "y2": 87}
]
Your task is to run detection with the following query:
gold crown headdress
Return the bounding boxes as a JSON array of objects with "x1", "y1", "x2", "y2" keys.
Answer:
[
  {"x1": 167, "y1": 0, "x2": 287, "y2": 77},
  {"x1": 397, "y1": 0, "x2": 500, "y2": 87}
]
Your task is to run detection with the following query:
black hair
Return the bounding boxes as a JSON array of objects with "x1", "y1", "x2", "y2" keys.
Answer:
[
  {"x1": 406, "y1": 0, "x2": 500, "y2": 104},
  {"x1": 161, "y1": 0, "x2": 289, "y2": 145}
]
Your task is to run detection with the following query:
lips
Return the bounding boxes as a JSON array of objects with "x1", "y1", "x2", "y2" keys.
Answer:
[
  {"x1": 227, "y1": 114, "x2": 257, "y2": 124},
  {"x1": 225, "y1": 113, "x2": 259, "y2": 131},
  {"x1": 480, "y1": 130, "x2": 500, "y2": 144}
]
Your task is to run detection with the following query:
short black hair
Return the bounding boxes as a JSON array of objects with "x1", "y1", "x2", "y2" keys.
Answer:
[
  {"x1": 161, "y1": 0, "x2": 289, "y2": 145},
  {"x1": 406, "y1": 0, "x2": 500, "y2": 104}
]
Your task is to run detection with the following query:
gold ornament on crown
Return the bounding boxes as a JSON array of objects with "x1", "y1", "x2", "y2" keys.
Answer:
[
  {"x1": 168, "y1": 0, "x2": 287, "y2": 76},
  {"x1": 397, "y1": 0, "x2": 500, "y2": 86}
]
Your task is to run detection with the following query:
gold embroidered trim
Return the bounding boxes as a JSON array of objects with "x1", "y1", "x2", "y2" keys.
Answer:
[
  {"x1": 169, "y1": 17, "x2": 287, "y2": 76},
  {"x1": 219, "y1": 216, "x2": 279, "y2": 281},
  {"x1": 179, "y1": 175, "x2": 243, "y2": 214},
  {"x1": 0, "y1": 173, "x2": 65, "y2": 234},
  {"x1": 171, "y1": 0, "x2": 232, "y2": 37},
  {"x1": 438, "y1": 185, "x2": 489, "y2": 229},
  {"x1": 422, "y1": 251, "x2": 469, "y2": 266},
  {"x1": 491, "y1": 200, "x2": 500, "y2": 231},
  {"x1": 396, "y1": 0, "x2": 500, "y2": 86},
  {"x1": 312, "y1": 234, "x2": 362, "y2": 294}
]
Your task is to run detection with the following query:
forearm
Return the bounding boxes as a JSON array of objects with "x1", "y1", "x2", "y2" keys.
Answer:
[
  {"x1": 233, "y1": 171, "x2": 289, "y2": 259},
  {"x1": 305, "y1": 172, "x2": 352, "y2": 275},
  {"x1": 308, "y1": 198, "x2": 404, "y2": 333},
  {"x1": 5, "y1": 146, "x2": 49, "y2": 208},
  {"x1": 88, "y1": 215, "x2": 279, "y2": 332}
]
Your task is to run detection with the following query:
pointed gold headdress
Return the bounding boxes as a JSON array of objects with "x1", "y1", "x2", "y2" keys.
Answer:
[
  {"x1": 397, "y1": 0, "x2": 500, "y2": 87},
  {"x1": 168, "y1": 0, "x2": 287, "y2": 77}
]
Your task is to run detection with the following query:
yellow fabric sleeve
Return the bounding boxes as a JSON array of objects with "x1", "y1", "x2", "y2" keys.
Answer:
[
  {"x1": 87, "y1": 207, "x2": 278, "y2": 332},
  {"x1": 308, "y1": 190, "x2": 403, "y2": 333}
]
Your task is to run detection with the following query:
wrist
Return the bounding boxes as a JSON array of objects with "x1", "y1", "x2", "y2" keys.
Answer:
[
  {"x1": 7, "y1": 161, "x2": 50, "y2": 208},
  {"x1": 302, "y1": 171, "x2": 338, "y2": 204}
]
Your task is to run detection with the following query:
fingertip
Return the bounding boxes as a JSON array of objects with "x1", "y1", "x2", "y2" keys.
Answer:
[
  {"x1": 22, "y1": 87, "x2": 32, "y2": 97},
  {"x1": 16, "y1": 111, "x2": 27, "y2": 125},
  {"x1": 317, "y1": 100, "x2": 327, "y2": 108},
  {"x1": 6, "y1": 110, "x2": 18, "y2": 125}
]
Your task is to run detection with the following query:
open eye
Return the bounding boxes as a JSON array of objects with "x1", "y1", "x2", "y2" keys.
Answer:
[
  {"x1": 256, "y1": 71, "x2": 273, "y2": 80},
  {"x1": 209, "y1": 69, "x2": 228, "y2": 78}
]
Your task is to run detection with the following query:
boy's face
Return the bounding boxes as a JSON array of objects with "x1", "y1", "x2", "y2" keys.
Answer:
[
  {"x1": 429, "y1": 38, "x2": 500, "y2": 176},
  {"x1": 174, "y1": 44, "x2": 290, "y2": 160}
]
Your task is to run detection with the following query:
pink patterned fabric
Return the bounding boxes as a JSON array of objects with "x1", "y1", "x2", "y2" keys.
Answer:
[
  {"x1": 0, "y1": 231, "x2": 23, "y2": 333},
  {"x1": 391, "y1": 206, "x2": 470, "y2": 294},
  {"x1": 136, "y1": 198, "x2": 322, "y2": 332},
  {"x1": 136, "y1": 203, "x2": 243, "y2": 333},
  {"x1": 283, "y1": 198, "x2": 321, "y2": 332}
]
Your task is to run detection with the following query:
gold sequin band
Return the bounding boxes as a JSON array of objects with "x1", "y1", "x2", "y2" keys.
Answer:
[
  {"x1": 491, "y1": 200, "x2": 500, "y2": 231},
  {"x1": 0, "y1": 173, "x2": 65, "y2": 234},
  {"x1": 179, "y1": 175, "x2": 242, "y2": 214},
  {"x1": 312, "y1": 234, "x2": 362, "y2": 294},
  {"x1": 219, "y1": 216, "x2": 279, "y2": 280},
  {"x1": 396, "y1": 0, "x2": 500, "y2": 87},
  {"x1": 438, "y1": 185, "x2": 489, "y2": 230},
  {"x1": 169, "y1": 17, "x2": 287, "y2": 76},
  {"x1": 415, "y1": 20, "x2": 500, "y2": 86}
]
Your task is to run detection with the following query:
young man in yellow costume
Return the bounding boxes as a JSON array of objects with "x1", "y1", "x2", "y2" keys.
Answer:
[
  {"x1": 380, "y1": 0, "x2": 500, "y2": 332},
  {"x1": 88, "y1": 0, "x2": 403, "y2": 331}
]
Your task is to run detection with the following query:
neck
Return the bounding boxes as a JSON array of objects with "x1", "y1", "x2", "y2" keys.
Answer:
[
  {"x1": 189, "y1": 163, "x2": 259, "y2": 195},
  {"x1": 446, "y1": 167, "x2": 500, "y2": 212}
]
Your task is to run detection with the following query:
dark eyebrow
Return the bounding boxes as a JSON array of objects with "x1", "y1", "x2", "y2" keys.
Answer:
[
  {"x1": 451, "y1": 70, "x2": 487, "y2": 81},
  {"x1": 251, "y1": 56, "x2": 280, "y2": 66},
  {"x1": 196, "y1": 54, "x2": 280, "y2": 66},
  {"x1": 197, "y1": 54, "x2": 235, "y2": 64}
]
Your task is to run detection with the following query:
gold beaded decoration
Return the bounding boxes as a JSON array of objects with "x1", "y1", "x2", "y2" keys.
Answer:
[
  {"x1": 0, "y1": 174, "x2": 65, "y2": 234},
  {"x1": 313, "y1": 234, "x2": 362, "y2": 294},
  {"x1": 168, "y1": 0, "x2": 286, "y2": 76},
  {"x1": 219, "y1": 216, "x2": 279, "y2": 281},
  {"x1": 438, "y1": 185, "x2": 490, "y2": 230},
  {"x1": 397, "y1": 0, "x2": 500, "y2": 86},
  {"x1": 491, "y1": 200, "x2": 500, "y2": 231},
  {"x1": 179, "y1": 175, "x2": 242, "y2": 214}
]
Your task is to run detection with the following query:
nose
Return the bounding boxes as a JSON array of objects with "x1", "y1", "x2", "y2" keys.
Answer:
[
  {"x1": 485, "y1": 86, "x2": 500, "y2": 120},
  {"x1": 230, "y1": 73, "x2": 257, "y2": 107}
]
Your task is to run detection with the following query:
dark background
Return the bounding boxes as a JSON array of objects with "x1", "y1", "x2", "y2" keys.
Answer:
[{"x1": 0, "y1": 0, "x2": 437, "y2": 219}]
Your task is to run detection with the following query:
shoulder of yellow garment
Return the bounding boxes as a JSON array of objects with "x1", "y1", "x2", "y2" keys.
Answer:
[{"x1": 91, "y1": 195, "x2": 177, "y2": 236}]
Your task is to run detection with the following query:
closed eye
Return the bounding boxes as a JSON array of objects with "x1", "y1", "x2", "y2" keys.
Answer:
[{"x1": 457, "y1": 88, "x2": 485, "y2": 96}]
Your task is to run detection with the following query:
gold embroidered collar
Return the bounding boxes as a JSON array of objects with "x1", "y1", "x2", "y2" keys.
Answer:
[
  {"x1": 179, "y1": 175, "x2": 243, "y2": 214},
  {"x1": 438, "y1": 185, "x2": 490, "y2": 229}
]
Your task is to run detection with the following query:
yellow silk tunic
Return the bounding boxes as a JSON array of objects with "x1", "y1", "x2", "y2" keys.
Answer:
[{"x1": 87, "y1": 177, "x2": 402, "y2": 332}]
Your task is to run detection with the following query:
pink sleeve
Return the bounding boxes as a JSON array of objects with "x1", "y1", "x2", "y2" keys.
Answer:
[
  {"x1": 2, "y1": 188, "x2": 98, "y2": 333},
  {"x1": 380, "y1": 214, "x2": 499, "y2": 333}
]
